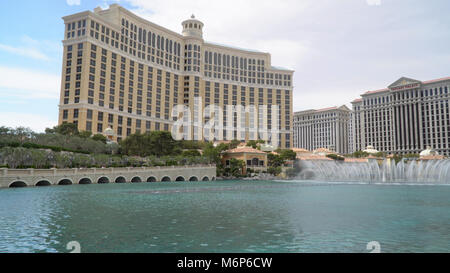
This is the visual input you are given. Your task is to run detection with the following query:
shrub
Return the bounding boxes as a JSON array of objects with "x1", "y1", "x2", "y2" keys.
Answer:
[
  {"x1": 326, "y1": 154, "x2": 345, "y2": 161},
  {"x1": 268, "y1": 166, "x2": 282, "y2": 176}
]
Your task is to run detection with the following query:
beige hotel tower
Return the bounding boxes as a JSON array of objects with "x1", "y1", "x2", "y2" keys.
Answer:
[{"x1": 58, "y1": 4, "x2": 294, "y2": 148}]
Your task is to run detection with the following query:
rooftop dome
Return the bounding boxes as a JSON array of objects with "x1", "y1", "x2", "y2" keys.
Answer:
[
  {"x1": 104, "y1": 127, "x2": 114, "y2": 136},
  {"x1": 420, "y1": 146, "x2": 439, "y2": 157},
  {"x1": 363, "y1": 145, "x2": 379, "y2": 154},
  {"x1": 181, "y1": 14, "x2": 204, "y2": 39},
  {"x1": 260, "y1": 143, "x2": 276, "y2": 152}
]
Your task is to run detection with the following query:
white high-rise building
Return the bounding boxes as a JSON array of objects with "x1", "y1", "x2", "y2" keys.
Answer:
[
  {"x1": 351, "y1": 76, "x2": 450, "y2": 156},
  {"x1": 293, "y1": 105, "x2": 352, "y2": 154}
]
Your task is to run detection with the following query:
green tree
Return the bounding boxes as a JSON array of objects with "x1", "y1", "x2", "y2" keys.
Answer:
[
  {"x1": 268, "y1": 166, "x2": 282, "y2": 176},
  {"x1": 268, "y1": 153, "x2": 284, "y2": 168},
  {"x1": 0, "y1": 126, "x2": 10, "y2": 135},
  {"x1": 352, "y1": 151, "x2": 369, "y2": 158},
  {"x1": 404, "y1": 153, "x2": 419, "y2": 159},
  {"x1": 247, "y1": 139, "x2": 266, "y2": 149},
  {"x1": 246, "y1": 140, "x2": 259, "y2": 149},
  {"x1": 92, "y1": 134, "x2": 107, "y2": 144},
  {"x1": 180, "y1": 140, "x2": 206, "y2": 150},
  {"x1": 229, "y1": 158, "x2": 245, "y2": 177},
  {"x1": 51, "y1": 123, "x2": 79, "y2": 136},
  {"x1": 182, "y1": 150, "x2": 202, "y2": 157},
  {"x1": 277, "y1": 149, "x2": 297, "y2": 161},
  {"x1": 119, "y1": 131, "x2": 181, "y2": 157},
  {"x1": 202, "y1": 143, "x2": 222, "y2": 165},
  {"x1": 119, "y1": 133, "x2": 148, "y2": 157},
  {"x1": 326, "y1": 154, "x2": 345, "y2": 161},
  {"x1": 229, "y1": 140, "x2": 241, "y2": 149},
  {"x1": 79, "y1": 131, "x2": 93, "y2": 138},
  {"x1": 149, "y1": 131, "x2": 181, "y2": 157}
]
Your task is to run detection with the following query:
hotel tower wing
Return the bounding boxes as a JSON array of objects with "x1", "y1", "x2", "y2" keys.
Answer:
[{"x1": 58, "y1": 4, "x2": 294, "y2": 148}]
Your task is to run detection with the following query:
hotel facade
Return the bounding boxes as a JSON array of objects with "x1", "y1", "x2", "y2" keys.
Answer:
[
  {"x1": 293, "y1": 105, "x2": 352, "y2": 154},
  {"x1": 351, "y1": 76, "x2": 450, "y2": 156},
  {"x1": 58, "y1": 4, "x2": 294, "y2": 148}
]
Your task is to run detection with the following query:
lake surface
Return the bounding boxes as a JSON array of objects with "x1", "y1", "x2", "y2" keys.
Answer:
[{"x1": 1, "y1": 180, "x2": 450, "y2": 253}]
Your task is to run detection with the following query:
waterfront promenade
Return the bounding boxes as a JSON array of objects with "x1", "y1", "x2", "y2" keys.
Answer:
[{"x1": 0, "y1": 165, "x2": 216, "y2": 188}]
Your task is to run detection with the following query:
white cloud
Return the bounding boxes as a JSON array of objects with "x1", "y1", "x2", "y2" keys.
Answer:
[
  {"x1": 66, "y1": 0, "x2": 81, "y2": 6},
  {"x1": 121, "y1": 0, "x2": 310, "y2": 69},
  {"x1": 0, "y1": 44, "x2": 50, "y2": 61},
  {"x1": 0, "y1": 112, "x2": 57, "y2": 133},
  {"x1": 366, "y1": 0, "x2": 381, "y2": 6},
  {"x1": 0, "y1": 66, "x2": 61, "y2": 99},
  {"x1": 101, "y1": 0, "x2": 450, "y2": 112},
  {"x1": 0, "y1": 35, "x2": 62, "y2": 61}
]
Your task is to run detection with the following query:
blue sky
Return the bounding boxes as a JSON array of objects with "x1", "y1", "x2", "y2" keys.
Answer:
[{"x1": 1, "y1": 0, "x2": 450, "y2": 132}]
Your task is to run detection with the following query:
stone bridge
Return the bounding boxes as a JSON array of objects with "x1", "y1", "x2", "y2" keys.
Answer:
[{"x1": 0, "y1": 165, "x2": 216, "y2": 188}]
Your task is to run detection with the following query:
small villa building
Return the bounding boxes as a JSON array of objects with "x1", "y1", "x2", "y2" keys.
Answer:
[
  {"x1": 221, "y1": 147, "x2": 268, "y2": 175},
  {"x1": 313, "y1": 148, "x2": 334, "y2": 156},
  {"x1": 363, "y1": 145, "x2": 379, "y2": 154}
]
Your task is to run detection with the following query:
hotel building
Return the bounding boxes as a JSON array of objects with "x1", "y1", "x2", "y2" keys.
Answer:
[
  {"x1": 351, "y1": 76, "x2": 450, "y2": 156},
  {"x1": 348, "y1": 111, "x2": 354, "y2": 154},
  {"x1": 293, "y1": 105, "x2": 352, "y2": 154},
  {"x1": 58, "y1": 4, "x2": 294, "y2": 148}
]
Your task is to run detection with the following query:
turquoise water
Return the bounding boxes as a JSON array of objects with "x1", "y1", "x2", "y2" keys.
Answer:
[{"x1": 1, "y1": 180, "x2": 450, "y2": 253}]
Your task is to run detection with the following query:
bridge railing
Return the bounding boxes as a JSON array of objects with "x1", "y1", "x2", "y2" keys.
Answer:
[{"x1": 0, "y1": 164, "x2": 216, "y2": 177}]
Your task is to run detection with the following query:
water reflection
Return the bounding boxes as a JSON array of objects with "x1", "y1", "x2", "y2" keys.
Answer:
[{"x1": 1, "y1": 181, "x2": 450, "y2": 253}]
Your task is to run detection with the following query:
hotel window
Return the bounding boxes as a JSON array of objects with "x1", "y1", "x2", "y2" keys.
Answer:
[
  {"x1": 97, "y1": 123, "x2": 103, "y2": 133},
  {"x1": 86, "y1": 121, "x2": 92, "y2": 132}
]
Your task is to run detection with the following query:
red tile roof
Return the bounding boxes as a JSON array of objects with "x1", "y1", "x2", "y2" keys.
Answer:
[
  {"x1": 422, "y1": 76, "x2": 450, "y2": 84},
  {"x1": 363, "y1": 88, "x2": 389, "y2": 95},
  {"x1": 225, "y1": 147, "x2": 267, "y2": 154},
  {"x1": 292, "y1": 148, "x2": 310, "y2": 153},
  {"x1": 361, "y1": 76, "x2": 450, "y2": 96},
  {"x1": 344, "y1": 158, "x2": 368, "y2": 163},
  {"x1": 297, "y1": 154, "x2": 332, "y2": 161},
  {"x1": 315, "y1": 106, "x2": 339, "y2": 112}
]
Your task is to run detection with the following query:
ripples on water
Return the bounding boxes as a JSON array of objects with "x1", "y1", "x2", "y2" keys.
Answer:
[{"x1": 1, "y1": 181, "x2": 450, "y2": 253}]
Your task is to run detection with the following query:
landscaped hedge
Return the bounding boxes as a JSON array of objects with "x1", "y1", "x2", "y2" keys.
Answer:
[
  {"x1": 0, "y1": 141, "x2": 92, "y2": 154},
  {"x1": 0, "y1": 147, "x2": 212, "y2": 169},
  {"x1": 326, "y1": 154, "x2": 345, "y2": 161}
]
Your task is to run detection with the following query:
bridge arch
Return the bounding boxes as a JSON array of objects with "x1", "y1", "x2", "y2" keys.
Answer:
[
  {"x1": 147, "y1": 176, "x2": 157, "y2": 183},
  {"x1": 202, "y1": 176, "x2": 210, "y2": 181},
  {"x1": 115, "y1": 176, "x2": 127, "y2": 183},
  {"x1": 58, "y1": 179, "x2": 73, "y2": 186},
  {"x1": 97, "y1": 177, "x2": 110, "y2": 184},
  {"x1": 131, "y1": 176, "x2": 142, "y2": 183},
  {"x1": 79, "y1": 178, "x2": 92, "y2": 185},
  {"x1": 9, "y1": 181, "x2": 27, "y2": 188},
  {"x1": 161, "y1": 176, "x2": 171, "y2": 182},
  {"x1": 189, "y1": 176, "x2": 199, "y2": 182},
  {"x1": 175, "y1": 176, "x2": 186, "y2": 182},
  {"x1": 35, "y1": 180, "x2": 52, "y2": 187},
  {"x1": 212, "y1": 177, "x2": 216, "y2": 181}
]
